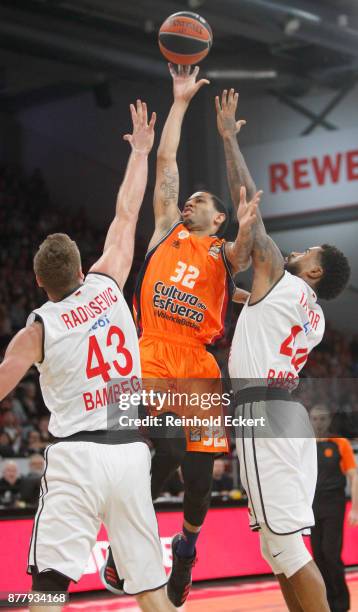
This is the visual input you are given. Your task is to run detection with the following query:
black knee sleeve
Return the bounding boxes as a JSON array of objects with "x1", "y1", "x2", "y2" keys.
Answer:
[
  {"x1": 182, "y1": 452, "x2": 215, "y2": 526},
  {"x1": 31, "y1": 567, "x2": 71, "y2": 592},
  {"x1": 150, "y1": 412, "x2": 186, "y2": 500}
]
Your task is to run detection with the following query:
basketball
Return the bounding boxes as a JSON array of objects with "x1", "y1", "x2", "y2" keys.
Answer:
[{"x1": 158, "y1": 11, "x2": 213, "y2": 65}]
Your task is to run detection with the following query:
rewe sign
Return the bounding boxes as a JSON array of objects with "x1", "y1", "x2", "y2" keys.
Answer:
[{"x1": 244, "y1": 128, "x2": 358, "y2": 218}]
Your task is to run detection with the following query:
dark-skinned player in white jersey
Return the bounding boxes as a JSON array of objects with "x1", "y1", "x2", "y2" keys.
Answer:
[
  {"x1": 216, "y1": 88, "x2": 350, "y2": 612},
  {"x1": 0, "y1": 101, "x2": 177, "y2": 612}
]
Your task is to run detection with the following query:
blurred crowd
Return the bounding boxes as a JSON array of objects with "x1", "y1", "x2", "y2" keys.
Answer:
[
  {"x1": 0, "y1": 163, "x2": 357, "y2": 509},
  {"x1": 0, "y1": 163, "x2": 146, "y2": 474}
]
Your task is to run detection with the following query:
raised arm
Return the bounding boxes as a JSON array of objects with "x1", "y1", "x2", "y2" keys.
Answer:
[
  {"x1": 0, "y1": 323, "x2": 42, "y2": 401},
  {"x1": 216, "y1": 89, "x2": 284, "y2": 302},
  {"x1": 216, "y1": 88, "x2": 257, "y2": 206},
  {"x1": 224, "y1": 186, "x2": 262, "y2": 274},
  {"x1": 148, "y1": 64, "x2": 209, "y2": 250},
  {"x1": 90, "y1": 100, "x2": 156, "y2": 289}
]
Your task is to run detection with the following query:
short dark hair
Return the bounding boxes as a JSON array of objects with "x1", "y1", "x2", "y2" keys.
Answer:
[
  {"x1": 209, "y1": 193, "x2": 229, "y2": 237},
  {"x1": 34, "y1": 233, "x2": 81, "y2": 297},
  {"x1": 315, "y1": 244, "x2": 350, "y2": 300}
]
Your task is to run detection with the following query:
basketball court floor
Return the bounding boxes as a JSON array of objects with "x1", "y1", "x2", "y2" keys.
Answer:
[{"x1": 61, "y1": 571, "x2": 358, "y2": 611}]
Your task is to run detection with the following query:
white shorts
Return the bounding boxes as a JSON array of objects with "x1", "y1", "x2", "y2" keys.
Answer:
[
  {"x1": 235, "y1": 399, "x2": 317, "y2": 535},
  {"x1": 28, "y1": 441, "x2": 167, "y2": 595},
  {"x1": 259, "y1": 524, "x2": 312, "y2": 578}
]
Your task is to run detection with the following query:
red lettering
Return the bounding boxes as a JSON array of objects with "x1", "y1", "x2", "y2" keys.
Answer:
[
  {"x1": 267, "y1": 369, "x2": 276, "y2": 386},
  {"x1": 86, "y1": 335, "x2": 111, "y2": 382},
  {"x1": 293, "y1": 158, "x2": 311, "y2": 190},
  {"x1": 130, "y1": 375, "x2": 141, "y2": 392},
  {"x1": 312, "y1": 153, "x2": 341, "y2": 185},
  {"x1": 280, "y1": 325, "x2": 302, "y2": 357},
  {"x1": 100, "y1": 291, "x2": 111, "y2": 308},
  {"x1": 61, "y1": 313, "x2": 73, "y2": 329},
  {"x1": 89, "y1": 300, "x2": 102, "y2": 315},
  {"x1": 269, "y1": 163, "x2": 289, "y2": 193},
  {"x1": 299, "y1": 291, "x2": 306, "y2": 306},
  {"x1": 77, "y1": 306, "x2": 88, "y2": 323},
  {"x1": 312, "y1": 312, "x2": 320, "y2": 331},
  {"x1": 95, "y1": 389, "x2": 103, "y2": 408},
  {"x1": 102, "y1": 385, "x2": 113, "y2": 406},
  {"x1": 95, "y1": 296, "x2": 105, "y2": 310},
  {"x1": 107, "y1": 325, "x2": 133, "y2": 376},
  {"x1": 83, "y1": 392, "x2": 94, "y2": 411},
  {"x1": 292, "y1": 348, "x2": 308, "y2": 371},
  {"x1": 113, "y1": 384, "x2": 121, "y2": 403},
  {"x1": 84, "y1": 305, "x2": 96, "y2": 319},
  {"x1": 108, "y1": 286, "x2": 118, "y2": 302},
  {"x1": 70, "y1": 310, "x2": 82, "y2": 326},
  {"x1": 119, "y1": 380, "x2": 130, "y2": 394},
  {"x1": 347, "y1": 149, "x2": 358, "y2": 181}
]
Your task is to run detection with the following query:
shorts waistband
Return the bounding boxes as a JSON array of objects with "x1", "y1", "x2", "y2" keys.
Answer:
[
  {"x1": 235, "y1": 386, "x2": 291, "y2": 405},
  {"x1": 141, "y1": 330, "x2": 204, "y2": 348},
  {"x1": 52, "y1": 429, "x2": 145, "y2": 445}
]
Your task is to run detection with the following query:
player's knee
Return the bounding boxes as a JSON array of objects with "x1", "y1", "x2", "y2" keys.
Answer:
[
  {"x1": 167, "y1": 438, "x2": 186, "y2": 466},
  {"x1": 185, "y1": 469, "x2": 212, "y2": 502},
  {"x1": 151, "y1": 413, "x2": 186, "y2": 464},
  {"x1": 265, "y1": 532, "x2": 312, "y2": 579},
  {"x1": 31, "y1": 567, "x2": 71, "y2": 592}
]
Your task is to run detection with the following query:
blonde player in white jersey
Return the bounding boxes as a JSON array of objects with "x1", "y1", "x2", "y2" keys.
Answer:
[
  {"x1": 0, "y1": 101, "x2": 177, "y2": 612},
  {"x1": 216, "y1": 89, "x2": 350, "y2": 612}
]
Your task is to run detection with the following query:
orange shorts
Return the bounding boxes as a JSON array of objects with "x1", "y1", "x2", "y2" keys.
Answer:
[{"x1": 139, "y1": 331, "x2": 229, "y2": 453}]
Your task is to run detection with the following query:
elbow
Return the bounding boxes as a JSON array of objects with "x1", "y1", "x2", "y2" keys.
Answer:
[
  {"x1": 157, "y1": 150, "x2": 176, "y2": 163},
  {"x1": 114, "y1": 205, "x2": 139, "y2": 223}
]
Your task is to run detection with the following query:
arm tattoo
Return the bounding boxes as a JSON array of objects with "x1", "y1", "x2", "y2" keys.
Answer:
[
  {"x1": 253, "y1": 228, "x2": 284, "y2": 281},
  {"x1": 160, "y1": 167, "x2": 179, "y2": 208},
  {"x1": 228, "y1": 227, "x2": 255, "y2": 272},
  {"x1": 222, "y1": 134, "x2": 283, "y2": 279},
  {"x1": 223, "y1": 136, "x2": 257, "y2": 209}
]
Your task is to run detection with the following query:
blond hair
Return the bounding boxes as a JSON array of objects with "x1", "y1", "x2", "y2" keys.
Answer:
[{"x1": 34, "y1": 233, "x2": 81, "y2": 298}]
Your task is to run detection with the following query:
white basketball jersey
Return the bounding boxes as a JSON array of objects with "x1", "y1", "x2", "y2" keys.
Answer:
[
  {"x1": 229, "y1": 271, "x2": 325, "y2": 383},
  {"x1": 27, "y1": 273, "x2": 141, "y2": 437}
]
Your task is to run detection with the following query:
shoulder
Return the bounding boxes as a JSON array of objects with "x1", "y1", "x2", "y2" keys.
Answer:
[
  {"x1": 284, "y1": 271, "x2": 304, "y2": 291},
  {"x1": 147, "y1": 221, "x2": 184, "y2": 255},
  {"x1": 332, "y1": 437, "x2": 351, "y2": 451},
  {"x1": 85, "y1": 271, "x2": 121, "y2": 293},
  {"x1": 329, "y1": 437, "x2": 353, "y2": 457},
  {"x1": 6, "y1": 322, "x2": 43, "y2": 363}
]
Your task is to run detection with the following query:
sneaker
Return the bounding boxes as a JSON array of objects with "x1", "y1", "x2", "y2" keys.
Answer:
[
  {"x1": 100, "y1": 546, "x2": 124, "y2": 595},
  {"x1": 167, "y1": 533, "x2": 197, "y2": 607}
]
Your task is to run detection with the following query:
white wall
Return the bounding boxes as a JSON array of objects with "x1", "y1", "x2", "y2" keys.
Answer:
[{"x1": 216, "y1": 84, "x2": 358, "y2": 204}]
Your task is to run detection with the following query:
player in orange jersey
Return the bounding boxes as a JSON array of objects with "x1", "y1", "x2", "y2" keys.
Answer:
[{"x1": 102, "y1": 67, "x2": 261, "y2": 607}]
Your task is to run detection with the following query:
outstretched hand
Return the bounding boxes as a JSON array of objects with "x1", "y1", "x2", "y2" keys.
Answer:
[
  {"x1": 123, "y1": 99, "x2": 156, "y2": 154},
  {"x1": 169, "y1": 63, "x2": 210, "y2": 104},
  {"x1": 215, "y1": 88, "x2": 246, "y2": 139},
  {"x1": 237, "y1": 186, "x2": 263, "y2": 233}
]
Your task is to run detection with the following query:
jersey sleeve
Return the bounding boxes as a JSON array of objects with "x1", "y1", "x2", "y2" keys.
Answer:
[{"x1": 336, "y1": 438, "x2": 357, "y2": 473}]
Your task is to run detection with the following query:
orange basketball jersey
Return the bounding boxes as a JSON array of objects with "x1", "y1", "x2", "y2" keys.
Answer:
[{"x1": 133, "y1": 222, "x2": 235, "y2": 345}]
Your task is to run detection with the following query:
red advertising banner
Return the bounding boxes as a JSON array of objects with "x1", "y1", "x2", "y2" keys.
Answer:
[{"x1": 2, "y1": 504, "x2": 358, "y2": 594}]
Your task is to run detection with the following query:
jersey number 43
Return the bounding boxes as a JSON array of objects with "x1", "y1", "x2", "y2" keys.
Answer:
[{"x1": 86, "y1": 325, "x2": 133, "y2": 382}]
